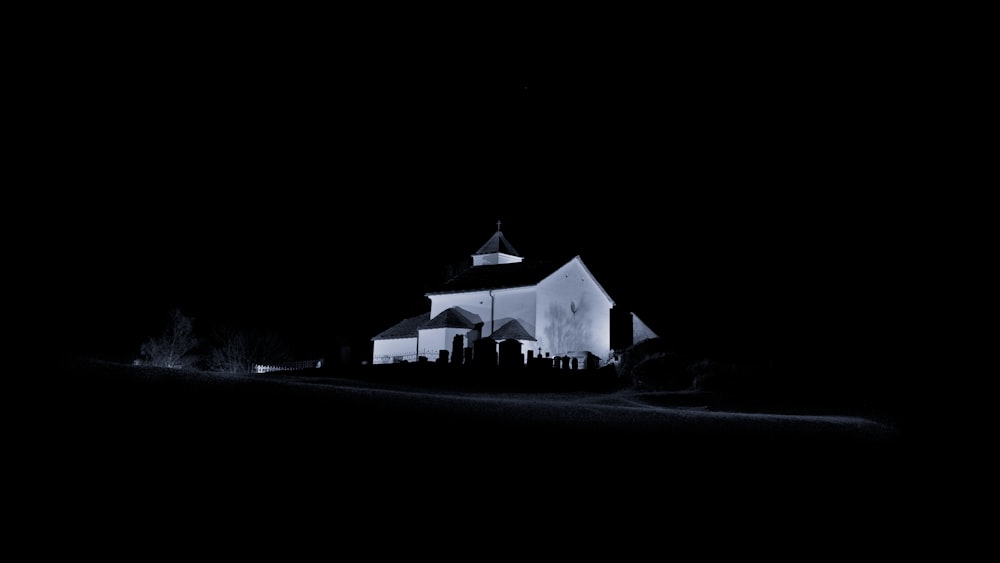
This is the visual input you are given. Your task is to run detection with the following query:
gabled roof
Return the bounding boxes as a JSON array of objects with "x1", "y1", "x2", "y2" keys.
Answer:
[
  {"x1": 491, "y1": 318, "x2": 537, "y2": 341},
  {"x1": 474, "y1": 230, "x2": 520, "y2": 256},
  {"x1": 541, "y1": 254, "x2": 615, "y2": 307},
  {"x1": 492, "y1": 316, "x2": 536, "y2": 337},
  {"x1": 371, "y1": 307, "x2": 486, "y2": 341},
  {"x1": 371, "y1": 313, "x2": 428, "y2": 341},
  {"x1": 427, "y1": 257, "x2": 570, "y2": 295},
  {"x1": 422, "y1": 306, "x2": 483, "y2": 330}
]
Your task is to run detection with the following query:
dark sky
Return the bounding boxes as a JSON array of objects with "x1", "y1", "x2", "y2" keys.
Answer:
[{"x1": 36, "y1": 9, "x2": 921, "y2": 376}]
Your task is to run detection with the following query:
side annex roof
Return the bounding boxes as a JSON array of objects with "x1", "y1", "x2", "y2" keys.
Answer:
[
  {"x1": 491, "y1": 318, "x2": 537, "y2": 341},
  {"x1": 422, "y1": 306, "x2": 483, "y2": 330},
  {"x1": 370, "y1": 313, "x2": 428, "y2": 341},
  {"x1": 371, "y1": 307, "x2": 485, "y2": 341}
]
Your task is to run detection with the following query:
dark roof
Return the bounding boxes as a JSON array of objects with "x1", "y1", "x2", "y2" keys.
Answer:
[
  {"x1": 474, "y1": 230, "x2": 520, "y2": 257},
  {"x1": 372, "y1": 307, "x2": 485, "y2": 341},
  {"x1": 370, "y1": 313, "x2": 428, "y2": 341},
  {"x1": 422, "y1": 307, "x2": 483, "y2": 330},
  {"x1": 427, "y1": 257, "x2": 572, "y2": 295},
  {"x1": 491, "y1": 316, "x2": 535, "y2": 336},
  {"x1": 492, "y1": 319, "x2": 537, "y2": 341}
]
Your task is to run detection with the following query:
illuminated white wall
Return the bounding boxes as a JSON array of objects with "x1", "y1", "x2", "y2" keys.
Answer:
[
  {"x1": 417, "y1": 327, "x2": 474, "y2": 360},
  {"x1": 535, "y1": 257, "x2": 614, "y2": 359},
  {"x1": 372, "y1": 329, "x2": 480, "y2": 364},
  {"x1": 429, "y1": 290, "x2": 491, "y2": 322},
  {"x1": 425, "y1": 257, "x2": 614, "y2": 362},
  {"x1": 429, "y1": 286, "x2": 536, "y2": 339},
  {"x1": 371, "y1": 337, "x2": 418, "y2": 364}
]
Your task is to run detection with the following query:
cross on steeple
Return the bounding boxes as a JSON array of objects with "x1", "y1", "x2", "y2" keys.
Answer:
[{"x1": 471, "y1": 221, "x2": 523, "y2": 266}]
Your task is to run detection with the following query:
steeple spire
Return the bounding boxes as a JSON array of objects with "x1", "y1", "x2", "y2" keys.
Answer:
[{"x1": 472, "y1": 223, "x2": 524, "y2": 266}]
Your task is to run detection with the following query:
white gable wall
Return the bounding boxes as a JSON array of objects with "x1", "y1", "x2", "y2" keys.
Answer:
[{"x1": 535, "y1": 258, "x2": 614, "y2": 360}]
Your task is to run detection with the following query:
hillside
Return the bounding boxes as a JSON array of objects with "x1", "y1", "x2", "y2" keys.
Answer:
[
  {"x1": 40, "y1": 357, "x2": 902, "y2": 458},
  {"x1": 16, "y1": 356, "x2": 918, "y2": 549}
]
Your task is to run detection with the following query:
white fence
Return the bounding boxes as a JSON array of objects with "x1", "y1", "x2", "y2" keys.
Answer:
[
  {"x1": 252, "y1": 358, "x2": 325, "y2": 374},
  {"x1": 371, "y1": 353, "x2": 426, "y2": 365}
]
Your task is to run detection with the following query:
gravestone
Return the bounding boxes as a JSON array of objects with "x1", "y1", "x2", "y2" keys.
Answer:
[
  {"x1": 498, "y1": 338, "x2": 523, "y2": 368},
  {"x1": 474, "y1": 338, "x2": 497, "y2": 367},
  {"x1": 451, "y1": 334, "x2": 464, "y2": 365}
]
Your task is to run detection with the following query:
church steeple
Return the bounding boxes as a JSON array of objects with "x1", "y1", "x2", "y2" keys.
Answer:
[{"x1": 472, "y1": 221, "x2": 524, "y2": 266}]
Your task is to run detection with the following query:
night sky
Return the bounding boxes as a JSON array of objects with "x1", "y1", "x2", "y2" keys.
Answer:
[{"x1": 36, "y1": 8, "x2": 921, "y2": 382}]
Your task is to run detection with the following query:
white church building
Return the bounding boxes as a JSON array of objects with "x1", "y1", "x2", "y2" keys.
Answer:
[{"x1": 371, "y1": 227, "x2": 657, "y2": 367}]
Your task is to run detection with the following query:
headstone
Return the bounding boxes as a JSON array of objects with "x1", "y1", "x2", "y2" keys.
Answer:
[
  {"x1": 451, "y1": 334, "x2": 464, "y2": 365},
  {"x1": 474, "y1": 338, "x2": 497, "y2": 367},
  {"x1": 498, "y1": 338, "x2": 523, "y2": 368}
]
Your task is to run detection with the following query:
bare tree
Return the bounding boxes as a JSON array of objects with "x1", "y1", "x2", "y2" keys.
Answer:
[
  {"x1": 208, "y1": 324, "x2": 292, "y2": 373},
  {"x1": 209, "y1": 324, "x2": 253, "y2": 374},
  {"x1": 139, "y1": 308, "x2": 200, "y2": 369}
]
